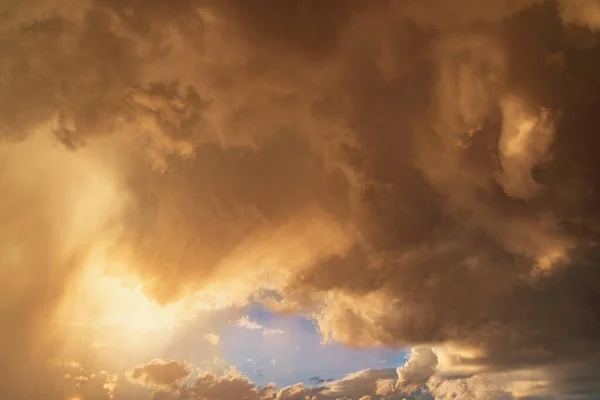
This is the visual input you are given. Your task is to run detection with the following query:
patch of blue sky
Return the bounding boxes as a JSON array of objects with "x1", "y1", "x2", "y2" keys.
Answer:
[{"x1": 220, "y1": 304, "x2": 406, "y2": 387}]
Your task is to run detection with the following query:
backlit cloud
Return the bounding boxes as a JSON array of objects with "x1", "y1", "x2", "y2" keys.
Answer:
[
  {"x1": 127, "y1": 359, "x2": 190, "y2": 388},
  {"x1": 1, "y1": 0, "x2": 600, "y2": 398}
]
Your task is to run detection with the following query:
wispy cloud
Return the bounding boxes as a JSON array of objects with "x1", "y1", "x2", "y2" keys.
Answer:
[
  {"x1": 235, "y1": 316, "x2": 264, "y2": 330},
  {"x1": 235, "y1": 316, "x2": 285, "y2": 336},
  {"x1": 263, "y1": 329, "x2": 285, "y2": 336}
]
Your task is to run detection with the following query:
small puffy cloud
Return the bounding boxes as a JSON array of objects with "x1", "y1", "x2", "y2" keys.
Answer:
[
  {"x1": 127, "y1": 359, "x2": 190, "y2": 388},
  {"x1": 59, "y1": 362, "x2": 120, "y2": 400},
  {"x1": 204, "y1": 333, "x2": 221, "y2": 345}
]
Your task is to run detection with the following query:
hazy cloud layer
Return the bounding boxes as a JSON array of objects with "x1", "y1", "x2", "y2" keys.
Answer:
[{"x1": 1, "y1": 0, "x2": 600, "y2": 398}]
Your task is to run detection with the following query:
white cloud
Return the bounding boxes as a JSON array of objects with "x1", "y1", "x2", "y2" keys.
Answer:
[
  {"x1": 204, "y1": 333, "x2": 220, "y2": 345},
  {"x1": 236, "y1": 316, "x2": 264, "y2": 330}
]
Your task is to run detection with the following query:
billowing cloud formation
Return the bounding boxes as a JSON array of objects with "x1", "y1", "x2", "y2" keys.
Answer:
[
  {"x1": 2, "y1": 0, "x2": 600, "y2": 398},
  {"x1": 129, "y1": 365, "x2": 403, "y2": 400},
  {"x1": 317, "y1": 368, "x2": 399, "y2": 399},
  {"x1": 170, "y1": 368, "x2": 276, "y2": 400},
  {"x1": 130, "y1": 358, "x2": 540, "y2": 400},
  {"x1": 396, "y1": 347, "x2": 438, "y2": 394}
]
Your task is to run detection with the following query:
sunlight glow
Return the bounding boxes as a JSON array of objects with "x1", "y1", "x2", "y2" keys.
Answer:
[{"x1": 61, "y1": 257, "x2": 197, "y2": 348}]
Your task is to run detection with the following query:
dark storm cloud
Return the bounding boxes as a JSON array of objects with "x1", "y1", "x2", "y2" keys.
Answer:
[
  {"x1": 212, "y1": 0, "x2": 600, "y2": 394},
  {"x1": 2, "y1": 0, "x2": 600, "y2": 399}
]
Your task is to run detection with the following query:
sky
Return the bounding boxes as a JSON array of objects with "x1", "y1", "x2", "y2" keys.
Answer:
[
  {"x1": 220, "y1": 305, "x2": 404, "y2": 387},
  {"x1": 1, "y1": 0, "x2": 600, "y2": 399}
]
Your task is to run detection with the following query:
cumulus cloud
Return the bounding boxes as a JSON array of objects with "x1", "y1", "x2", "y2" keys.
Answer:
[
  {"x1": 126, "y1": 365, "x2": 419, "y2": 400},
  {"x1": 127, "y1": 359, "x2": 190, "y2": 388},
  {"x1": 2, "y1": 0, "x2": 600, "y2": 398},
  {"x1": 396, "y1": 347, "x2": 438, "y2": 394},
  {"x1": 428, "y1": 375, "x2": 515, "y2": 400},
  {"x1": 177, "y1": 368, "x2": 276, "y2": 400}
]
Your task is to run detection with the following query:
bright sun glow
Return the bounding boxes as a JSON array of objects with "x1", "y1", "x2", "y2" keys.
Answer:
[{"x1": 61, "y1": 254, "x2": 197, "y2": 348}]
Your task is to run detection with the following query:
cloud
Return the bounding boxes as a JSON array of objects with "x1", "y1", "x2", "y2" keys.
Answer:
[
  {"x1": 557, "y1": 0, "x2": 600, "y2": 29},
  {"x1": 497, "y1": 94, "x2": 556, "y2": 199},
  {"x1": 103, "y1": 372, "x2": 119, "y2": 399},
  {"x1": 237, "y1": 316, "x2": 265, "y2": 331},
  {"x1": 180, "y1": 368, "x2": 276, "y2": 400},
  {"x1": 57, "y1": 361, "x2": 120, "y2": 400},
  {"x1": 391, "y1": 0, "x2": 541, "y2": 30},
  {"x1": 104, "y1": 353, "x2": 600, "y2": 400},
  {"x1": 204, "y1": 333, "x2": 220, "y2": 346},
  {"x1": 235, "y1": 315, "x2": 286, "y2": 336},
  {"x1": 317, "y1": 368, "x2": 399, "y2": 399},
  {"x1": 396, "y1": 347, "x2": 438, "y2": 394},
  {"x1": 3, "y1": 0, "x2": 600, "y2": 398},
  {"x1": 379, "y1": 345, "x2": 600, "y2": 400},
  {"x1": 263, "y1": 329, "x2": 285, "y2": 336},
  {"x1": 0, "y1": 131, "x2": 128, "y2": 397},
  {"x1": 275, "y1": 383, "x2": 311, "y2": 400},
  {"x1": 309, "y1": 377, "x2": 334, "y2": 385},
  {"x1": 127, "y1": 359, "x2": 190, "y2": 388},
  {"x1": 128, "y1": 365, "x2": 409, "y2": 400}
]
